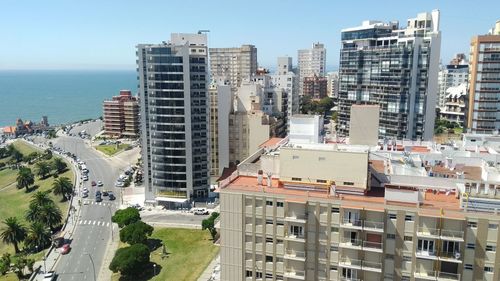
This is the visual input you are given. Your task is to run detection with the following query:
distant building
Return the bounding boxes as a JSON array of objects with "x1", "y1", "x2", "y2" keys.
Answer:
[
  {"x1": 2, "y1": 116, "x2": 50, "y2": 137},
  {"x1": 437, "y1": 54, "x2": 468, "y2": 109},
  {"x1": 440, "y1": 83, "x2": 467, "y2": 126},
  {"x1": 271, "y1": 57, "x2": 300, "y2": 132},
  {"x1": 209, "y1": 45, "x2": 258, "y2": 89},
  {"x1": 298, "y1": 43, "x2": 326, "y2": 95},
  {"x1": 137, "y1": 33, "x2": 210, "y2": 205},
  {"x1": 338, "y1": 10, "x2": 441, "y2": 141},
  {"x1": 303, "y1": 75, "x2": 328, "y2": 100},
  {"x1": 326, "y1": 71, "x2": 339, "y2": 99},
  {"x1": 466, "y1": 21, "x2": 500, "y2": 134},
  {"x1": 209, "y1": 79, "x2": 232, "y2": 178},
  {"x1": 103, "y1": 90, "x2": 140, "y2": 138}
]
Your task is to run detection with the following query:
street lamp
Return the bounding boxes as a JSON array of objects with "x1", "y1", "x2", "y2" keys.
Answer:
[
  {"x1": 84, "y1": 253, "x2": 96, "y2": 281},
  {"x1": 153, "y1": 264, "x2": 157, "y2": 276}
]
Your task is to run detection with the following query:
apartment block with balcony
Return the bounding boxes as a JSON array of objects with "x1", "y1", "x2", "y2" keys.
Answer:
[
  {"x1": 103, "y1": 90, "x2": 140, "y2": 138},
  {"x1": 439, "y1": 84, "x2": 467, "y2": 127},
  {"x1": 219, "y1": 123, "x2": 500, "y2": 281}
]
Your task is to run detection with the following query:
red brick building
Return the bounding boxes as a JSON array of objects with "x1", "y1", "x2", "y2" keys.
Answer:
[
  {"x1": 103, "y1": 90, "x2": 140, "y2": 138},
  {"x1": 303, "y1": 75, "x2": 328, "y2": 100}
]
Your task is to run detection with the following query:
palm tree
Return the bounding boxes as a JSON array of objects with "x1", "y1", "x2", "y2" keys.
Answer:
[
  {"x1": 25, "y1": 222, "x2": 51, "y2": 250},
  {"x1": 29, "y1": 191, "x2": 54, "y2": 208},
  {"x1": 40, "y1": 203, "x2": 62, "y2": 231},
  {"x1": 0, "y1": 217, "x2": 27, "y2": 253},
  {"x1": 25, "y1": 204, "x2": 41, "y2": 223},
  {"x1": 52, "y1": 157, "x2": 67, "y2": 174},
  {"x1": 52, "y1": 177, "x2": 73, "y2": 201},
  {"x1": 35, "y1": 161, "x2": 52, "y2": 179},
  {"x1": 16, "y1": 167, "x2": 35, "y2": 192}
]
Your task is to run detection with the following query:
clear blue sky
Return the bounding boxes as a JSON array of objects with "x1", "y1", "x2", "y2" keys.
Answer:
[{"x1": 0, "y1": 0, "x2": 498, "y2": 70}]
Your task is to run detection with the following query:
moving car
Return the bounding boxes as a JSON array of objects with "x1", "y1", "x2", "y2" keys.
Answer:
[
  {"x1": 108, "y1": 192, "x2": 116, "y2": 201},
  {"x1": 115, "y1": 181, "x2": 124, "y2": 187},
  {"x1": 42, "y1": 271, "x2": 56, "y2": 281},
  {"x1": 96, "y1": 190, "x2": 102, "y2": 196},
  {"x1": 81, "y1": 192, "x2": 88, "y2": 198},
  {"x1": 95, "y1": 195, "x2": 102, "y2": 202},
  {"x1": 60, "y1": 244, "x2": 71, "y2": 255},
  {"x1": 91, "y1": 181, "x2": 96, "y2": 187},
  {"x1": 97, "y1": 180, "x2": 103, "y2": 187},
  {"x1": 193, "y1": 208, "x2": 209, "y2": 215},
  {"x1": 102, "y1": 190, "x2": 109, "y2": 196}
]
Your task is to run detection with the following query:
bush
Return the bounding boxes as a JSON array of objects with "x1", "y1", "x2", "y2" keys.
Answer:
[
  {"x1": 202, "y1": 212, "x2": 220, "y2": 241},
  {"x1": 112, "y1": 207, "x2": 141, "y2": 228},
  {"x1": 119, "y1": 221, "x2": 153, "y2": 245},
  {"x1": 109, "y1": 243, "x2": 150, "y2": 276}
]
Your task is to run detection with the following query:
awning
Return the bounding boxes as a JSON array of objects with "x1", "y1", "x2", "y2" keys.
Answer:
[{"x1": 156, "y1": 196, "x2": 189, "y2": 203}]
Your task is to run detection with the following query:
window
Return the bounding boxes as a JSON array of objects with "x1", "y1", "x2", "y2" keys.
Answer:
[
  {"x1": 331, "y1": 207, "x2": 340, "y2": 213},
  {"x1": 276, "y1": 221, "x2": 284, "y2": 226},
  {"x1": 485, "y1": 266, "x2": 494, "y2": 273},
  {"x1": 266, "y1": 237, "x2": 273, "y2": 243},
  {"x1": 405, "y1": 215, "x2": 414, "y2": 221},
  {"x1": 486, "y1": 244, "x2": 496, "y2": 252},
  {"x1": 330, "y1": 266, "x2": 338, "y2": 271},
  {"x1": 276, "y1": 239, "x2": 283, "y2": 244},
  {"x1": 265, "y1": 255, "x2": 273, "y2": 262},
  {"x1": 317, "y1": 179, "x2": 327, "y2": 183},
  {"x1": 404, "y1": 236, "x2": 413, "y2": 242},
  {"x1": 292, "y1": 155, "x2": 299, "y2": 160},
  {"x1": 318, "y1": 157, "x2": 326, "y2": 161},
  {"x1": 266, "y1": 219, "x2": 273, "y2": 225},
  {"x1": 464, "y1": 264, "x2": 473, "y2": 270},
  {"x1": 256, "y1": 272, "x2": 263, "y2": 278},
  {"x1": 331, "y1": 245, "x2": 339, "y2": 251},
  {"x1": 277, "y1": 202, "x2": 284, "y2": 208},
  {"x1": 266, "y1": 200, "x2": 273, "y2": 206},
  {"x1": 466, "y1": 243, "x2": 475, "y2": 249},
  {"x1": 343, "y1": 182, "x2": 354, "y2": 186},
  {"x1": 467, "y1": 221, "x2": 477, "y2": 228},
  {"x1": 489, "y1": 223, "x2": 498, "y2": 229},
  {"x1": 386, "y1": 254, "x2": 394, "y2": 260},
  {"x1": 388, "y1": 213, "x2": 397, "y2": 220},
  {"x1": 265, "y1": 273, "x2": 273, "y2": 278},
  {"x1": 331, "y1": 227, "x2": 339, "y2": 232},
  {"x1": 292, "y1": 177, "x2": 301, "y2": 181},
  {"x1": 246, "y1": 270, "x2": 253, "y2": 277},
  {"x1": 387, "y1": 234, "x2": 396, "y2": 239}
]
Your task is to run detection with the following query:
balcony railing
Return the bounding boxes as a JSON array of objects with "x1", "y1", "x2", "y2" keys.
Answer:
[
  {"x1": 440, "y1": 229, "x2": 464, "y2": 241},
  {"x1": 340, "y1": 238, "x2": 362, "y2": 247},
  {"x1": 416, "y1": 249, "x2": 438, "y2": 259},
  {"x1": 339, "y1": 257, "x2": 382, "y2": 272},
  {"x1": 417, "y1": 226, "x2": 440, "y2": 237},
  {"x1": 341, "y1": 218, "x2": 384, "y2": 232},
  {"x1": 341, "y1": 218, "x2": 363, "y2": 228},
  {"x1": 437, "y1": 272, "x2": 460, "y2": 280},
  {"x1": 285, "y1": 249, "x2": 306, "y2": 260},
  {"x1": 284, "y1": 270, "x2": 306, "y2": 280},
  {"x1": 363, "y1": 241, "x2": 383, "y2": 251},
  {"x1": 440, "y1": 251, "x2": 462, "y2": 261},
  {"x1": 363, "y1": 220, "x2": 384, "y2": 231}
]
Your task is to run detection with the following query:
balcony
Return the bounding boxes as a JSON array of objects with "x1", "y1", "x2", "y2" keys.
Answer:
[
  {"x1": 417, "y1": 227, "x2": 440, "y2": 238},
  {"x1": 415, "y1": 250, "x2": 438, "y2": 260},
  {"x1": 363, "y1": 220, "x2": 384, "y2": 232},
  {"x1": 437, "y1": 272, "x2": 460, "y2": 281},
  {"x1": 284, "y1": 234, "x2": 306, "y2": 243},
  {"x1": 440, "y1": 230, "x2": 464, "y2": 242},
  {"x1": 340, "y1": 278, "x2": 361, "y2": 281},
  {"x1": 284, "y1": 249, "x2": 306, "y2": 261},
  {"x1": 414, "y1": 271, "x2": 460, "y2": 281},
  {"x1": 339, "y1": 238, "x2": 362, "y2": 250},
  {"x1": 439, "y1": 251, "x2": 462, "y2": 263},
  {"x1": 284, "y1": 270, "x2": 305, "y2": 280},
  {"x1": 362, "y1": 241, "x2": 383, "y2": 253},
  {"x1": 339, "y1": 258, "x2": 382, "y2": 273},
  {"x1": 340, "y1": 218, "x2": 363, "y2": 230},
  {"x1": 285, "y1": 214, "x2": 307, "y2": 224}
]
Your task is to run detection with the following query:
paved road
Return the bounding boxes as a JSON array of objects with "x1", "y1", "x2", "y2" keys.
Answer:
[{"x1": 51, "y1": 134, "x2": 129, "y2": 281}]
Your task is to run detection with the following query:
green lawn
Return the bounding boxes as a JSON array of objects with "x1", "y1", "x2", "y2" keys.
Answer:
[
  {"x1": 112, "y1": 228, "x2": 219, "y2": 281},
  {"x1": 11, "y1": 141, "x2": 38, "y2": 156},
  {"x1": 0, "y1": 141, "x2": 74, "y2": 257},
  {"x1": 95, "y1": 144, "x2": 130, "y2": 156},
  {"x1": 0, "y1": 273, "x2": 18, "y2": 281}
]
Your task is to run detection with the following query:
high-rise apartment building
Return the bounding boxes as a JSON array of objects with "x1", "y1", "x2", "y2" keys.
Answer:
[
  {"x1": 137, "y1": 33, "x2": 210, "y2": 205},
  {"x1": 437, "y1": 54, "x2": 468, "y2": 109},
  {"x1": 298, "y1": 43, "x2": 326, "y2": 95},
  {"x1": 338, "y1": 10, "x2": 441, "y2": 141},
  {"x1": 439, "y1": 83, "x2": 467, "y2": 127},
  {"x1": 209, "y1": 45, "x2": 258, "y2": 89},
  {"x1": 103, "y1": 90, "x2": 140, "y2": 138},
  {"x1": 326, "y1": 71, "x2": 340, "y2": 99},
  {"x1": 209, "y1": 78, "x2": 232, "y2": 177},
  {"x1": 466, "y1": 21, "x2": 500, "y2": 134},
  {"x1": 303, "y1": 75, "x2": 328, "y2": 100}
]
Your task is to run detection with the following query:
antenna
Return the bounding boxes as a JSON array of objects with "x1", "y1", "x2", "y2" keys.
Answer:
[{"x1": 198, "y1": 30, "x2": 210, "y2": 34}]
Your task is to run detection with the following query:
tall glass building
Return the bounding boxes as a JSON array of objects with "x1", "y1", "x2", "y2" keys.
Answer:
[
  {"x1": 137, "y1": 33, "x2": 210, "y2": 205},
  {"x1": 338, "y1": 11, "x2": 441, "y2": 141}
]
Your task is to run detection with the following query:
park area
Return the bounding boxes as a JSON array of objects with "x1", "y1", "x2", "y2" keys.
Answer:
[
  {"x1": 111, "y1": 228, "x2": 219, "y2": 281},
  {"x1": 95, "y1": 143, "x2": 131, "y2": 156},
  {"x1": 0, "y1": 141, "x2": 74, "y2": 279}
]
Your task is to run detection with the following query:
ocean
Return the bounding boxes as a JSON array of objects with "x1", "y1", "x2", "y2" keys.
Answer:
[{"x1": 0, "y1": 70, "x2": 137, "y2": 127}]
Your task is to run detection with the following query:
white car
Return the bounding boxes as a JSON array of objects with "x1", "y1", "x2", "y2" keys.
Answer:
[
  {"x1": 97, "y1": 180, "x2": 103, "y2": 187},
  {"x1": 115, "y1": 181, "x2": 124, "y2": 187},
  {"x1": 43, "y1": 271, "x2": 56, "y2": 281}
]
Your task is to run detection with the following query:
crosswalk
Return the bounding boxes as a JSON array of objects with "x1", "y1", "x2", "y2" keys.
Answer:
[
  {"x1": 83, "y1": 201, "x2": 114, "y2": 207},
  {"x1": 78, "y1": 220, "x2": 111, "y2": 227}
]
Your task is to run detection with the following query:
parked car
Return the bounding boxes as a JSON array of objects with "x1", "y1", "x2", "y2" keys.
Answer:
[
  {"x1": 102, "y1": 190, "x2": 109, "y2": 196},
  {"x1": 193, "y1": 208, "x2": 209, "y2": 215},
  {"x1": 115, "y1": 181, "x2": 124, "y2": 187},
  {"x1": 97, "y1": 180, "x2": 103, "y2": 187},
  {"x1": 60, "y1": 244, "x2": 71, "y2": 255},
  {"x1": 82, "y1": 188, "x2": 89, "y2": 194},
  {"x1": 95, "y1": 195, "x2": 102, "y2": 203},
  {"x1": 42, "y1": 271, "x2": 56, "y2": 281},
  {"x1": 91, "y1": 181, "x2": 96, "y2": 187},
  {"x1": 108, "y1": 193, "x2": 116, "y2": 201},
  {"x1": 82, "y1": 175, "x2": 88, "y2": 181},
  {"x1": 96, "y1": 190, "x2": 102, "y2": 197},
  {"x1": 81, "y1": 192, "x2": 88, "y2": 198}
]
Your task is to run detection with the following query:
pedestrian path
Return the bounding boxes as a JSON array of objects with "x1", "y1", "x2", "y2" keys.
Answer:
[{"x1": 78, "y1": 220, "x2": 111, "y2": 227}]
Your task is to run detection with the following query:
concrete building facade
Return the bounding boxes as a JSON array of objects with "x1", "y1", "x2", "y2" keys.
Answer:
[
  {"x1": 337, "y1": 10, "x2": 441, "y2": 141},
  {"x1": 209, "y1": 45, "x2": 258, "y2": 89},
  {"x1": 298, "y1": 43, "x2": 326, "y2": 95},
  {"x1": 437, "y1": 64, "x2": 468, "y2": 110},
  {"x1": 303, "y1": 75, "x2": 328, "y2": 100},
  {"x1": 466, "y1": 22, "x2": 500, "y2": 134},
  {"x1": 137, "y1": 33, "x2": 210, "y2": 204},
  {"x1": 440, "y1": 83, "x2": 467, "y2": 127},
  {"x1": 103, "y1": 90, "x2": 140, "y2": 138},
  {"x1": 210, "y1": 79, "x2": 232, "y2": 177}
]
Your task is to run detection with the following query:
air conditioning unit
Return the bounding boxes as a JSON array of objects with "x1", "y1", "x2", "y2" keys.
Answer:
[{"x1": 454, "y1": 252, "x2": 461, "y2": 259}]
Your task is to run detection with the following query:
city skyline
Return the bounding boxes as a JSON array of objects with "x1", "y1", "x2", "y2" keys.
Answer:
[{"x1": 0, "y1": 0, "x2": 498, "y2": 70}]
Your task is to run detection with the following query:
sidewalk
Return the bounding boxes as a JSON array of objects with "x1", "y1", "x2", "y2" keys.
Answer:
[
  {"x1": 25, "y1": 140, "x2": 83, "y2": 281},
  {"x1": 197, "y1": 254, "x2": 220, "y2": 281}
]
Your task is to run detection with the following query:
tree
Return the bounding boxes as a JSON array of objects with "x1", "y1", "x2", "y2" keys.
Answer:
[
  {"x1": 109, "y1": 243, "x2": 150, "y2": 276},
  {"x1": 119, "y1": 221, "x2": 153, "y2": 245},
  {"x1": 112, "y1": 207, "x2": 141, "y2": 228},
  {"x1": 11, "y1": 149, "x2": 23, "y2": 163},
  {"x1": 40, "y1": 203, "x2": 63, "y2": 231},
  {"x1": 16, "y1": 167, "x2": 35, "y2": 192},
  {"x1": 25, "y1": 222, "x2": 51, "y2": 250},
  {"x1": 0, "y1": 147, "x2": 8, "y2": 159},
  {"x1": 29, "y1": 191, "x2": 54, "y2": 208},
  {"x1": 52, "y1": 177, "x2": 73, "y2": 201},
  {"x1": 0, "y1": 217, "x2": 27, "y2": 253},
  {"x1": 202, "y1": 212, "x2": 220, "y2": 241},
  {"x1": 52, "y1": 157, "x2": 67, "y2": 174},
  {"x1": 43, "y1": 149, "x2": 53, "y2": 160},
  {"x1": 35, "y1": 161, "x2": 52, "y2": 179},
  {"x1": 0, "y1": 253, "x2": 10, "y2": 275},
  {"x1": 23, "y1": 152, "x2": 39, "y2": 164}
]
